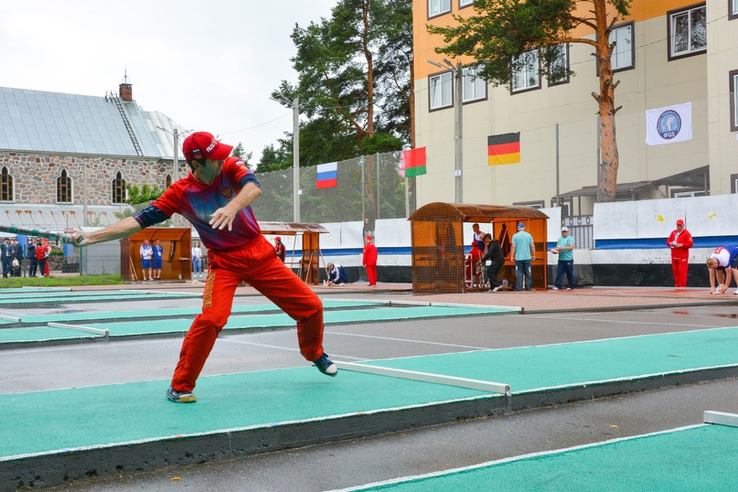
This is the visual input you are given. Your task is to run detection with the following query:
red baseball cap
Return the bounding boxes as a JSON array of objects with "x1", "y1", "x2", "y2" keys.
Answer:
[
  {"x1": 366, "y1": 235, "x2": 373, "y2": 240},
  {"x1": 676, "y1": 219, "x2": 684, "y2": 226},
  {"x1": 275, "y1": 236, "x2": 281, "y2": 241},
  {"x1": 182, "y1": 132, "x2": 233, "y2": 161}
]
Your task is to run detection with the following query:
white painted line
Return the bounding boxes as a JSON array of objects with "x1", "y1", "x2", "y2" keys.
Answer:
[
  {"x1": 385, "y1": 299, "x2": 521, "y2": 311},
  {"x1": 219, "y1": 339, "x2": 365, "y2": 360},
  {"x1": 326, "y1": 330, "x2": 490, "y2": 350},
  {"x1": 704, "y1": 411, "x2": 738, "y2": 427},
  {"x1": 47, "y1": 322, "x2": 109, "y2": 339},
  {"x1": 326, "y1": 424, "x2": 705, "y2": 492},
  {"x1": 525, "y1": 314, "x2": 720, "y2": 329},
  {"x1": 335, "y1": 361, "x2": 510, "y2": 395}
]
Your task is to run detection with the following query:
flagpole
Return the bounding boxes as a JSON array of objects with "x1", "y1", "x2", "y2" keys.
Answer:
[{"x1": 293, "y1": 97, "x2": 300, "y2": 223}]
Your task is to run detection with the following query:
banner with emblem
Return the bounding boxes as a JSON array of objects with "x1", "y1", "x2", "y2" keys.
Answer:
[{"x1": 645, "y1": 102, "x2": 692, "y2": 146}]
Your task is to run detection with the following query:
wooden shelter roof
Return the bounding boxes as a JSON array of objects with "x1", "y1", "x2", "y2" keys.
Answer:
[
  {"x1": 258, "y1": 222, "x2": 329, "y2": 235},
  {"x1": 409, "y1": 202, "x2": 549, "y2": 223}
]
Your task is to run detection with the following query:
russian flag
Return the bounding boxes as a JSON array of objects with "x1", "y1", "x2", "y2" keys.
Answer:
[{"x1": 316, "y1": 162, "x2": 338, "y2": 188}]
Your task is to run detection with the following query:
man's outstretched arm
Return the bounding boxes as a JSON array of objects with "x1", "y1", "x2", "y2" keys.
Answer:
[{"x1": 73, "y1": 217, "x2": 143, "y2": 247}]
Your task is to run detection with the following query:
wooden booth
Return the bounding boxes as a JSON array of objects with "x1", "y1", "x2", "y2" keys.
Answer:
[
  {"x1": 408, "y1": 203, "x2": 549, "y2": 293},
  {"x1": 259, "y1": 222, "x2": 329, "y2": 285},
  {"x1": 122, "y1": 228, "x2": 192, "y2": 281}
]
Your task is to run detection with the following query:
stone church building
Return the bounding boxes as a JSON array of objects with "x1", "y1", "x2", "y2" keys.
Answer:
[{"x1": 0, "y1": 80, "x2": 186, "y2": 228}]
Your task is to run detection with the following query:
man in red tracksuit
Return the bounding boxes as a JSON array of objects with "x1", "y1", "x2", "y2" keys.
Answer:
[
  {"x1": 72, "y1": 131, "x2": 337, "y2": 403},
  {"x1": 363, "y1": 235, "x2": 378, "y2": 287},
  {"x1": 667, "y1": 219, "x2": 693, "y2": 287}
]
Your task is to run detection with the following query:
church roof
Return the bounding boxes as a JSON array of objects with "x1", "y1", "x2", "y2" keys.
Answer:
[{"x1": 0, "y1": 86, "x2": 185, "y2": 159}]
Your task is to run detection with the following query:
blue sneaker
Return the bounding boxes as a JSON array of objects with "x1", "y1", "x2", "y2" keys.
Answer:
[
  {"x1": 166, "y1": 387, "x2": 197, "y2": 403},
  {"x1": 313, "y1": 353, "x2": 338, "y2": 377}
]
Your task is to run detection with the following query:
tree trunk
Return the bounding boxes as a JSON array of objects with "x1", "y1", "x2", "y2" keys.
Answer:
[{"x1": 594, "y1": 0, "x2": 620, "y2": 202}]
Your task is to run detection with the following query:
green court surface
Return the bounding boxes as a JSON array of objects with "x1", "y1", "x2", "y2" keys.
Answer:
[
  {"x1": 345, "y1": 423, "x2": 738, "y2": 491},
  {"x1": 0, "y1": 290, "x2": 200, "y2": 305},
  {"x1": 363, "y1": 326, "x2": 738, "y2": 393},
  {"x1": 0, "y1": 287, "x2": 71, "y2": 294},
  {"x1": 0, "y1": 305, "x2": 519, "y2": 344},
  {"x1": 0, "y1": 368, "x2": 495, "y2": 459},
  {"x1": 11, "y1": 299, "x2": 386, "y2": 325}
]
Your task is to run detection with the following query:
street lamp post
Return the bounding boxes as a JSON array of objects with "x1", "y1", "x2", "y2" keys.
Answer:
[{"x1": 428, "y1": 59, "x2": 463, "y2": 204}]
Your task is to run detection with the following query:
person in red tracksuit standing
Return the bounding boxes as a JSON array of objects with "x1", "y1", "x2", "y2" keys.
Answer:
[
  {"x1": 71, "y1": 131, "x2": 338, "y2": 403},
  {"x1": 667, "y1": 219, "x2": 693, "y2": 287},
  {"x1": 363, "y1": 235, "x2": 378, "y2": 287}
]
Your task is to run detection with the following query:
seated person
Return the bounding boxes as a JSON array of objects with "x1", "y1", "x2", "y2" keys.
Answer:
[{"x1": 326, "y1": 262, "x2": 349, "y2": 286}]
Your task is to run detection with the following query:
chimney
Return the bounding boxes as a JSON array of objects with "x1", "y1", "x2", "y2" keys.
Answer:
[{"x1": 119, "y1": 70, "x2": 133, "y2": 101}]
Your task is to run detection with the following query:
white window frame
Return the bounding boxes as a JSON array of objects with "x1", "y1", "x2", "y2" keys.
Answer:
[
  {"x1": 429, "y1": 71, "x2": 453, "y2": 110},
  {"x1": 548, "y1": 44, "x2": 569, "y2": 86},
  {"x1": 732, "y1": 173, "x2": 738, "y2": 193},
  {"x1": 462, "y1": 66, "x2": 486, "y2": 102},
  {"x1": 673, "y1": 190, "x2": 707, "y2": 198},
  {"x1": 668, "y1": 4, "x2": 707, "y2": 59},
  {"x1": 729, "y1": 69, "x2": 738, "y2": 132},
  {"x1": 428, "y1": 0, "x2": 451, "y2": 18},
  {"x1": 610, "y1": 23, "x2": 634, "y2": 71},
  {"x1": 511, "y1": 49, "x2": 540, "y2": 93},
  {"x1": 730, "y1": 0, "x2": 738, "y2": 20},
  {"x1": 459, "y1": 0, "x2": 473, "y2": 7}
]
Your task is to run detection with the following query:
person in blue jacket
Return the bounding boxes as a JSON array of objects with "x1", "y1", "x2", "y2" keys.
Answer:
[{"x1": 326, "y1": 262, "x2": 349, "y2": 286}]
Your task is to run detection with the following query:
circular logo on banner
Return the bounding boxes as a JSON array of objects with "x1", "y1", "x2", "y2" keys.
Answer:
[{"x1": 657, "y1": 110, "x2": 682, "y2": 140}]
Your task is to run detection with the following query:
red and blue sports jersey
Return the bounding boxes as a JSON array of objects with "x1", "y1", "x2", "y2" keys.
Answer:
[
  {"x1": 134, "y1": 157, "x2": 261, "y2": 251},
  {"x1": 709, "y1": 246, "x2": 738, "y2": 268}
]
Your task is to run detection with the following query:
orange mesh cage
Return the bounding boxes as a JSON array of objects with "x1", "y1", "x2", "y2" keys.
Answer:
[{"x1": 408, "y1": 203, "x2": 549, "y2": 293}]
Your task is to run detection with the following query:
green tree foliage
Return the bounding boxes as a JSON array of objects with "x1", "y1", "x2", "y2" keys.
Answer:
[
  {"x1": 232, "y1": 142, "x2": 253, "y2": 166},
  {"x1": 269, "y1": 0, "x2": 413, "y2": 229},
  {"x1": 125, "y1": 183, "x2": 163, "y2": 205},
  {"x1": 428, "y1": 0, "x2": 632, "y2": 202}
]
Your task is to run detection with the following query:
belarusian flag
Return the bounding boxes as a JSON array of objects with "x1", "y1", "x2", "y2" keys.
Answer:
[
  {"x1": 487, "y1": 132, "x2": 520, "y2": 166},
  {"x1": 403, "y1": 147, "x2": 426, "y2": 177}
]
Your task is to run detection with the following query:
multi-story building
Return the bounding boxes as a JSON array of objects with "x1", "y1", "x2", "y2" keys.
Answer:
[
  {"x1": 414, "y1": 0, "x2": 738, "y2": 216},
  {"x1": 0, "y1": 81, "x2": 185, "y2": 228}
]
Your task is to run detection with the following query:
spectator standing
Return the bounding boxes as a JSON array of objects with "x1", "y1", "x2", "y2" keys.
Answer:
[
  {"x1": 274, "y1": 237, "x2": 286, "y2": 263},
  {"x1": 471, "y1": 223, "x2": 486, "y2": 250},
  {"x1": 9, "y1": 239, "x2": 22, "y2": 277},
  {"x1": 482, "y1": 233, "x2": 505, "y2": 292},
  {"x1": 363, "y1": 235, "x2": 378, "y2": 287},
  {"x1": 510, "y1": 222, "x2": 535, "y2": 291},
  {"x1": 152, "y1": 239, "x2": 164, "y2": 280},
  {"x1": 35, "y1": 239, "x2": 48, "y2": 277},
  {"x1": 667, "y1": 219, "x2": 693, "y2": 288},
  {"x1": 140, "y1": 239, "x2": 153, "y2": 281},
  {"x1": 42, "y1": 239, "x2": 50, "y2": 276},
  {"x1": 27, "y1": 240, "x2": 37, "y2": 277},
  {"x1": 1, "y1": 238, "x2": 10, "y2": 278},
  {"x1": 191, "y1": 241, "x2": 203, "y2": 278},
  {"x1": 551, "y1": 227, "x2": 576, "y2": 290},
  {"x1": 706, "y1": 246, "x2": 738, "y2": 295},
  {"x1": 326, "y1": 262, "x2": 349, "y2": 286}
]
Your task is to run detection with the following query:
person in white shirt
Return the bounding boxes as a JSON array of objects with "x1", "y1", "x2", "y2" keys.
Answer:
[
  {"x1": 140, "y1": 240, "x2": 153, "y2": 281},
  {"x1": 191, "y1": 241, "x2": 203, "y2": 278}
]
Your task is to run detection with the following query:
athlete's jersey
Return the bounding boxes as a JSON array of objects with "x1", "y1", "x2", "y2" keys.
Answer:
[
  {"x1": 135, "y1": 157, "x2": 261, "y2": 251},
  {"x1": 140, "y1": 244, "x2": 153, "y2": 260},
  {"x1": 709, "y1": 246, "x2": 738, "y2": 268}
]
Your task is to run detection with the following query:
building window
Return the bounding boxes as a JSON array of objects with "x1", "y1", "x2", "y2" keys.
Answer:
[
  {"x1": 547, "y1": 44, "x2": 570, "y2": 86},
  {"x1": 459, "y1": 0, "x2": 473, "y2": 8},
  {"x1": 668, "y1": 4, "x2": 707, "y2": 60},
  {"x1": 112, "y1": 172, "x2": 126, "y2": 204},
  {"x1": 672, "y1": 189, "x2": 707, "y2": 198},
  {"x1": 511, "y1": 50, "x2": 540, "y2": 93},
  {"x1": 513, "y1": 200, "x2": 545, "y2": 209},
  {"x1": 0, "y1": 167, "x2": 13, "y2": 202},
  {"x1": 730, "y1": 0, "x2": 738, "y2": 20},
  {"x1": 730, "y1": 69, "x2": 738, "y2": 132},
  {"x1": 550, "y1": 198, "x2": 572, "y2": 218},
  {"x1": 462, "y1": 66, "x2": 487, "y2": 102},
  {"x1": 165, "y1": 174, "x2": 172, "y2": 188},
  {"x1": 428, "y1": 0, "x2": 451, "y2": 18},
  {"x1": 731, "y1": 174, "x2": 738, "y2": 193},
  {"x1": 610, "y1": 23, "x2": 634, "y2": 71},
  {"x1": 429, "y1": 71, "x2": 453, "y2": 110},
  {"x1": 57, "y1": 169, "x2": 72, "y2": 203}
]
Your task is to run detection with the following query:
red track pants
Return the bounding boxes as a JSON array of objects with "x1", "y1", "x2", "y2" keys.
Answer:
[
  {"x1": 171, "y1": 235, "x2": 325, "y2": 392},
  {"x1": 671, "y1": 257, "x2": 689, "y2": 287},
  {"x1": 366, "y1": 264, "x2": 377, "y2": 286}
]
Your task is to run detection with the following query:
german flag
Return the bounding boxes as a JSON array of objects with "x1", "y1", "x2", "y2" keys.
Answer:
[{"x1": 487, "y1": 132, "x2": 520, "y2": 166}]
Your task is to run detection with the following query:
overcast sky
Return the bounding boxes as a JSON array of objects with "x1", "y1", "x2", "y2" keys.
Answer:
[{"x1": 0, "y1": 0, "x2": 337, "y2": 160}]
